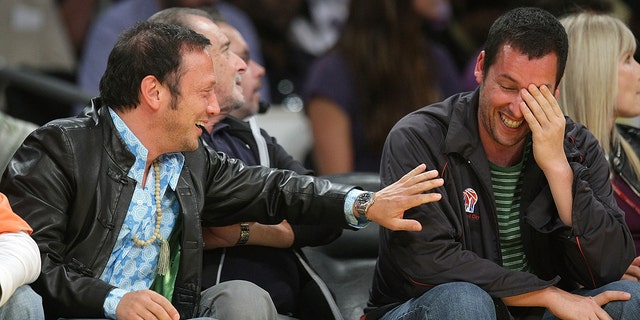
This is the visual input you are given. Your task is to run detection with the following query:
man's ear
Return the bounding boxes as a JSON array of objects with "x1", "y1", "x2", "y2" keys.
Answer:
[
  {"x1": 474, "y1": 51, "x2": 485, "y2": 85},
  {"x1": 140, "y1": 75, "x2": 163, "y2": 110}
]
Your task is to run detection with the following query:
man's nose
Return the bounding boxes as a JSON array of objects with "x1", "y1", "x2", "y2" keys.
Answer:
[{"x1": 208, "y1": 93, "x2": 220, "y2": 115}]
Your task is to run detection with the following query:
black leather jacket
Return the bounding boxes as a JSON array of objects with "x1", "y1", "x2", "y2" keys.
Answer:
[{"x1": 0, "y1": 98, "x2": 354, "y2": 319}]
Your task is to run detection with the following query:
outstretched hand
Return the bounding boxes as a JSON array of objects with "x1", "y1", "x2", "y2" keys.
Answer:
[{"x1": 367, "y1": 164, "x2": 443, "y2": 231}]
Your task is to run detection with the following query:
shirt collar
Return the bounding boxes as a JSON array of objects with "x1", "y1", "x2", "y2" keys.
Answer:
[{"x1": 109, "y1": 108, "x2": 184, "y2": 190}]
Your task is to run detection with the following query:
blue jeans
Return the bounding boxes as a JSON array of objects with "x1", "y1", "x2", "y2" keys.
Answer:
[
  {"x1": 380, "y1": 282, "x2": 496, "y2": 320},
  {"x1": 381, "y1": 280, "x2": 640, "y2": 320},
  {"x1": 0, "y1": 285, "x2": 44, "y2": 320},
  {"x1": 542, "y1": 280, "x2": 640, "y2": 320}
]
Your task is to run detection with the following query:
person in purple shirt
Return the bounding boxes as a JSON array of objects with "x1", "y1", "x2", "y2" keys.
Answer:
[
  {"x1": 302, "y1": 0, "x2": 462, "y2": 176},
  {"x1": 75, "y1": 0, "x2": 269, "y2": 116}
]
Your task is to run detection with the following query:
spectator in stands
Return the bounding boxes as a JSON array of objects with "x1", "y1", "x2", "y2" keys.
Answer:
[
  {"x1": 557, "y1": 11, "x2": 640, "y2": 278},
  {"x1": 201, "y1": 18, "x2": 344, "y2": 319},
  {"x1": 0, "y1": 192, "x2": 42, "y2": 319},
  {"x1": 369, "y1": 7, "x2": 640, "y2": 320},
  {"x1": 303, "y1": 0, "x2": 461, "y2": 175}
]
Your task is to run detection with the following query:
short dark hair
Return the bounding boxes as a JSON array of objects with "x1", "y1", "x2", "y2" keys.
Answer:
[
  {"x1": 99, "y1": 21, "x2": 211, "y2": 111},
  {"x1": 483, "y1": 7, "x2": 568, "y2": 87}
]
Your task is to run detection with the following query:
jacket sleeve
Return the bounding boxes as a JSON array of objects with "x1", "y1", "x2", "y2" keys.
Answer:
[
  {"x1": 376, "y1": 115, "x2": 556, "y2": 303},
  {"x1": 550, "y1": 124, "x2": 635, "y2": 287},
  {"x1": 0, "y1": 125, "x2": 114, "y2": 318},
  {"x1": 199, "y1": 148, "x2": 356, "y2": 228},
  {"x1": 261, "y1": 129, "x2": 343, "y2": 247}
]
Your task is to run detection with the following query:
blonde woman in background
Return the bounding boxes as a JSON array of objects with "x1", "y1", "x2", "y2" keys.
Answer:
[{"x1": 559, "y1": 12, "x2": 640, "y2": 280}]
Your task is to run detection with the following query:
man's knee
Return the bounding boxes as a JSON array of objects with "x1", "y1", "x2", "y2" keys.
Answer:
[
  {"x1": 200, "y1": 280, "x2": 277, "y2": 320},
  {"x1": 428, "y1": 282, "x2": 493, "y2": 304},
  {"x1": 0, "y1": 285, "x2": 44, "y2": 320},
  {"x1": 594, "y1": 280, "x2": 640, "y2": 319},
  {"x1": 418, "y1": 282, "x2": 495, "y2": 316}
]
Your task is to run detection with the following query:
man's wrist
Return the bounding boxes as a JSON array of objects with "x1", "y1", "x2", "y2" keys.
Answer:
[
  {"x1": 354, "y1": 191, "x2": 375, "y2": 222},
  {"x1": 236, "y1": 223, "x2": 250, "y2": 245},
  {"x1": 104, "y1": 288, "x2": 127, "y2": 319},
  {"x1": 344, "y1": 189, "x2": 370, "y2": 228}
]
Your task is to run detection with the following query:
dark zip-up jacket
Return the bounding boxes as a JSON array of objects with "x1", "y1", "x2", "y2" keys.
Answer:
[
  {"x1": 365, "y1": 90, "x2": 635, "y2": 319},
  {"x1": 0, "y1": 98, "x2": 355, "y2": 320},
  {"x1": 203, "y1": 115, "x2": 311, "y2": 176}
]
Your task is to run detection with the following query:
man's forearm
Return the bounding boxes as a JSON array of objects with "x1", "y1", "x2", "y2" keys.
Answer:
[
  {"x1": 203, "y1": 222, "x2": 294, "y2": 249},
  {"x1": 544, "y1": 161, "x2": 574, "y2": 225}
]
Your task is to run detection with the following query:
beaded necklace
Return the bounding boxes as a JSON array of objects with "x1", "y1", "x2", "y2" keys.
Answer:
[{"x1": 131, "y1": 160, "x2": 170, "y2": 275}]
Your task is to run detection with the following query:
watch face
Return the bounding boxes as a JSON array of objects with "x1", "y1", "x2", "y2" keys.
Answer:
[
  {"x1": 357, "y1": 192, "x2": 372, "y2": 205},
  {"x1": 356, "y1": 192, "x2": 373, "y2": 213}
]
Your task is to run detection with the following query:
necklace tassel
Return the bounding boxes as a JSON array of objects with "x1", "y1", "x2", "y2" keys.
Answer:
[{"x1": 157, "y1": 238, "x2": 170, "y2": 276}]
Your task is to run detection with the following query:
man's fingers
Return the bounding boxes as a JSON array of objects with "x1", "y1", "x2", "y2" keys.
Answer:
[
  {"x1": 521, "y1": 87, "x2": 546, "y2": 124},
  {"x1": 538, "y1": 84, "x2": 564, "y2": 119},
  {"x1": 623, "y1": 263, "x2": 640, "y2": 280},
  {"x1": 404, "y1": 169, "x2": 440, "y2": 189},
  {"x1": 414, "y1": 176, "x2": 444, "y2": 193},
  {"x1": 386, "y1": 218, "x2": 422, "y2": 232},
  {"x1": 401, "y1": 192, "x2": 443, "y2": 209},
  {"x1": 399, "y1": 164, "x2": 427, "y2": 183},
  {"x1": 591, "y1": 290, "x2": 631, "y2": 306}
]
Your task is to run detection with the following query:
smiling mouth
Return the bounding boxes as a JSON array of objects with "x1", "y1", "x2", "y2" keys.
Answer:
[{"x1": 500, "y1": 114, "x2": 523, "y2": 129}]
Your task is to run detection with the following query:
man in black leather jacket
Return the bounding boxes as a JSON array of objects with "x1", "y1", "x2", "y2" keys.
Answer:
[{"x1": 0, "y1": 22, "x2": 444, "y2": 320}]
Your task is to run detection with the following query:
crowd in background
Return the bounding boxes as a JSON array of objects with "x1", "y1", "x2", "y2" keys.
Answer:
[
  {"x1": 1, "y1": 0, "x2": 638, "y2": 125},
  {"x1": 1, "y1": 1, "x2": 640, "y2": 319}
]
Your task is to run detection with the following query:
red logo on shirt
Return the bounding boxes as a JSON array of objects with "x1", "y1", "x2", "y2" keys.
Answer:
[{"x1": 463, "y1": 188, "x2": 478, "y2": 219}]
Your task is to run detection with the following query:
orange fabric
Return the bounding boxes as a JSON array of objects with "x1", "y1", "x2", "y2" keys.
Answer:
[{"x1": 0, "y1": 193, "x2": 31, "y2": 234}]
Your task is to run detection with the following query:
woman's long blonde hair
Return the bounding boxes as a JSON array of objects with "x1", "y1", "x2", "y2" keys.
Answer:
[{"x1": 559, "y1": 12, "x2": 640, "y2": 176}]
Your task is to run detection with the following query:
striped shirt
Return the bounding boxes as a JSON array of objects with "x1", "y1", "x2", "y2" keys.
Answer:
[{"x1": 490, "y1": 141, "x2": 531, "y2": 272}]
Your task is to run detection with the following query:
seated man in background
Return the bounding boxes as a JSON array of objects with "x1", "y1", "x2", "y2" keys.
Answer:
[
  {"x1": 203, "y1": 18, "x2": 344, "y2": 320},
  {"x1": 0, "y1": 192, "x2": 42, "y2": 319}
]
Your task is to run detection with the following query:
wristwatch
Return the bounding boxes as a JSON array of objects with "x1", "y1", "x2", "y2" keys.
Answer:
[
  {"x1": 354, "y1": 191, "x2": 375, "y2": 223},
  {"x1": 236, "y1": 223, "x2": 250, "y2": 245}
]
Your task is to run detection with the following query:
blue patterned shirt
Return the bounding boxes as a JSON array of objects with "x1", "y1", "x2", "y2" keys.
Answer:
[{"x1": 101, "y1": 108, "x2": 184, "y2": 318}]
